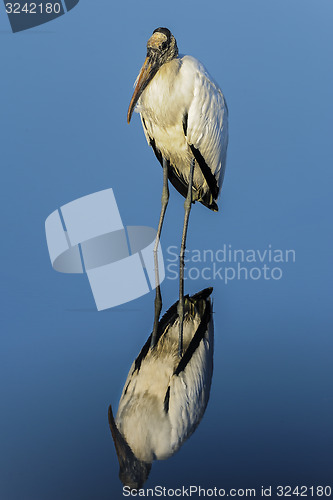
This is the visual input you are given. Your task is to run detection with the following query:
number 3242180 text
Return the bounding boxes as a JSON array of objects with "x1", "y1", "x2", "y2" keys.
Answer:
[{"x1": 5, "y1": 3, "x2": 62, "y2": 14}]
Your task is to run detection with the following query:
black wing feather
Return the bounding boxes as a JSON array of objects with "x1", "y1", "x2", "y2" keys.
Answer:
[
  {"x1": 174, "y1": 294, "x2": 212, "y2": 376},
  {"x1": 143, "y1": 117, "x2": 218, "y2": 211},
  {"x1": 189, "y1": 144, "x2": 219, "y2": 200}
]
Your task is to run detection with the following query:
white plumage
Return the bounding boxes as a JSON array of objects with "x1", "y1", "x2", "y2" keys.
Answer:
[
  {"x1": 108, "y1": 288, "x2": 214, "y2": 489},
  {"x1": 137, "y1": 55, "x2": 228, "y2": 208},
  {"x1": 128, "y1": 27, "x2": 228, "y2": 211}
]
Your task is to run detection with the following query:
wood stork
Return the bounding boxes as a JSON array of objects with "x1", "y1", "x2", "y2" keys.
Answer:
[
  {"x1": 127, "y1": 28, "x2": 228, "y2": 355},
  {"x1": 108, "y1": 288, "x2": 214, "y2": 489}
]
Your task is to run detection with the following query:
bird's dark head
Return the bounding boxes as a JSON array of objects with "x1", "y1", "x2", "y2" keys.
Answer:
[
  {"x1": 127, "y1": 27, "x2": 178, "y2": 123},
  {"x1": 147, "y1": 28, "x2": 178, "y2": 64},
  {"x1": 119, "y1": 457, "x2": 152, "y2": 490}
]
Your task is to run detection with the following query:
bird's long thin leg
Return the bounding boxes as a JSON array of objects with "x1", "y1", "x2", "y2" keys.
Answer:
[
  {"x1": 151, "y1": 157, "x2": 169, "y2": 349},
  {"x1": 178, "y1": 158, "x2": 195, "y2": 357}
]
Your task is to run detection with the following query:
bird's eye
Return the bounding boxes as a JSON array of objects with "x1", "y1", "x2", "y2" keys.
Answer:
[{"x1": 161, "y1": 41, "x2": 168, "y2": 50}]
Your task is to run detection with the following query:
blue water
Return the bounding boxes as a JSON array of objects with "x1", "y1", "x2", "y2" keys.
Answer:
[{"x1": 1, "y1": 1, "x2": 332, "y2": 498}]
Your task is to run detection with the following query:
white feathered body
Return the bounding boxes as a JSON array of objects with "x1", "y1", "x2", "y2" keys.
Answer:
[
  {"x1": 136, "y1": 55, "x2": 228, "y2": 204},
  {"x1": 115, "y1": 299, "x2": 214, "y2": 463}
]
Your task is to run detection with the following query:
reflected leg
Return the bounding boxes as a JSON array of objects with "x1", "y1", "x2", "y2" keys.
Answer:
[
  {"x1": 177, "y1": 158, "x2": 195, "y2": 357},
  {"x1": 150, "y1": 157, "x2": 169, "y2": 349}
]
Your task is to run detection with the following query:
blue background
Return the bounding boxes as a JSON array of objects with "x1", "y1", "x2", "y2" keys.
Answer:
[{"x1": 1, "y1": 1, "x2": 332, "y2": 498}]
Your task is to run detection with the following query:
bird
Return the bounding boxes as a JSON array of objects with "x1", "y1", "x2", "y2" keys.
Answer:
[
  {"x1": 127, "y1": 27, "x2": 228, "y2": 355},
  {"x1": 108, "y1": 287, "x2": 214, "y2": 489}
]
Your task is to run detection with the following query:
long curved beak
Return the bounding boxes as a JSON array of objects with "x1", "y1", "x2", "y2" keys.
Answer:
[
  {"x1": 127, "y1": 56, "x2": 157, "y2": 124},
  {"x1": 108, "y1": 405, "x2": 152, "y2": 489},
  {"x1": 108, "y1": 404, "x2": 128, "y2": 465}
]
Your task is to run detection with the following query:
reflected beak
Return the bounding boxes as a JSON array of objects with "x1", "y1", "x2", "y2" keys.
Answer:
[
  {"x1": 127, "y1": 56, "x2": 157, "y2": 123},
  {"x1": 108, "y1": 404, "x2": 128, "y2": 465},
  {"x1": 108, "y1": 405, "x2": 152, "y2": 489}
]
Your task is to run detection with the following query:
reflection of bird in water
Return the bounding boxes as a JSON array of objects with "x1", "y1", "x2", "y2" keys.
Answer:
[
  {"x1": 108, "y1": 288, "x2": 214, "y2": 489},
  {"x1": 127, "y1": 28, "x2": 228, "y2": 355}
]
